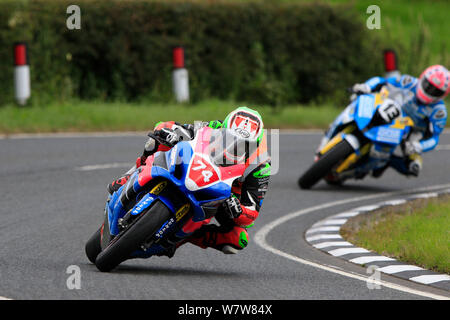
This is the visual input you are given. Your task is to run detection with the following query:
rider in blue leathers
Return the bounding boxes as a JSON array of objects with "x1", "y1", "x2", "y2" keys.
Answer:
[{"x1": 350, "y1": 65, "x2": 449, "y2": 177}]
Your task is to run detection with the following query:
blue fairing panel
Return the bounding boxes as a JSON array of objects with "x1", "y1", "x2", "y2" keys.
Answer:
[
  {"x1": 365, "y1": 125, "x2": 404, "y2": 146},
  {"x1": 106, "y1": 131, "x2": 234, "y2": 242},
  {"x1": 355, "y1": 94, "x2": 375, "y2": 130},
  {"x1": 326, "y1": 102, "x2": 356, "y2": 139}
]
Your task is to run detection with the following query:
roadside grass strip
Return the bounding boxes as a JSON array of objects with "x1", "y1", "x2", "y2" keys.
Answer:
[
  {"x1": 304, "y1": 190, "x2": 450, "y2": 291},
  {"x1": 0, "y1": 100, "x2": 341, "y2": 134}
]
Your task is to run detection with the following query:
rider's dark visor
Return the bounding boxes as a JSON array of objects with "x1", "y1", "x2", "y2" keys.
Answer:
[{"x1": 421, "y1": 77, "x2": 445, "y2": 98}]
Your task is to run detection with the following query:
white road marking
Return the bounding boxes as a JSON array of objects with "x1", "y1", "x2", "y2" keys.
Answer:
[
  {"x1": 75, "y1": 162, "x2": 132, "y2": 171},
  {"x1": 332, "y1": 211, "x2": 361, "y2": 218},
  {"x1": 350, "y1": 256, "x2": 396, "y2": 264},
  {"x1": 381, "y1": 199, "x2": 407, "y2": 206},
  {"x1": 0, "y1": 131, "x2": 147, "y2": 139},
  {"x1": 305, "y1": 234, "x2": 342, "y2": 242},
  {"x1": 352, "y1": 205, "x2": 380, "y2": 212},
  {"x1": 313, "y1": 241, "x2": 353, "y2": 249},
  {"x1": 306, "y1": 226, "x2": 340, "y2": 234},
  {"x1": 436, "y1": 144, "x2": 450, "y2": 150},
  {"x1": 409, "y1": 192, "x2": 439, "y2": 199},
  {"x1": 254, "y1": 183, "x2": 450, "y2": 300},
  {"x1": 377, "y1": 265, "x2": 425, "y2": 274},
  {"x1": 328, "y1": 247, "x2": 370, "y2": 257},
  {"x1": 410, "y1": 275, "x2": 450, "y2": 284},
  {"x1": 314, "y1": 219, "x2": 348, "y2": 226}
]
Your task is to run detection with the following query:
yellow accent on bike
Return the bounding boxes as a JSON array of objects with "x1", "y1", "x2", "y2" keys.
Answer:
[
  {"x1": 409, "y1": 153, "x2": 423, "y2": 164},
  {"x1": 150, "y1": 181, "x2": 167, "y2": 195},
  {"x1": 319, "y1": 125, "x2": 355, "y2": 155},
  {"x1": 390, "y1": 117, "x2": 414, "y2": 130},
  {"x1": 374, "y1": 87, "x2": 389, "y2": 107},
  {"x1": 336, "y1": 143, "x2": 371, "y2": 173},
  {"x1": 175, "y1": 203, "x2": 190, "y2": 221}
]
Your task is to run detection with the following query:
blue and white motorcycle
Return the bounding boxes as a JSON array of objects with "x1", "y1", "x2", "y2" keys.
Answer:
[
  {"x1": 85, "y1": 127, "x2": 255, "y2": 272},
  {"x1": 298, "y1": 86, "x2": 415, "y2": 189}
]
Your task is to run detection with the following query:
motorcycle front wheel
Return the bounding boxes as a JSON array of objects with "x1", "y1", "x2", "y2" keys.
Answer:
[
  {"x1": 85, "y1": 227, "x2": 102, "y2": 264},
  {"x1": 298, "y1": 140, "x2": 354, "y2": 189},
  {"x1": 94, "y1": 200, "x2": 172, "y2": 272}
]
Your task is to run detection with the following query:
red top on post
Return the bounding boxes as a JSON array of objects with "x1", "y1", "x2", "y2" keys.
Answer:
[
  {"x1": 173, "y1": 47, "x2": 184, "y2": 69},
  {"x1": 383, "y1": 49, "x2": 397, "y2": 72},
  {"x1": 14, "y1": 43, "x2": 27, "y2": 66}
]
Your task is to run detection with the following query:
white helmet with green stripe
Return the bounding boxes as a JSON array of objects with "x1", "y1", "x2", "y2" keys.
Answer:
[{"x1": 223, "y1": 107, "x2": 264, "y2": 143}]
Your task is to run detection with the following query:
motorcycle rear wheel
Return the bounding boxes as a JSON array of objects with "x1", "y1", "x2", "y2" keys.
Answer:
[
  {"x1": 298, "y1": 140, "x2": 354, "y2": 189},
  {"x1": 94, "y1": 200, "x2": 172, "y2": 272}
]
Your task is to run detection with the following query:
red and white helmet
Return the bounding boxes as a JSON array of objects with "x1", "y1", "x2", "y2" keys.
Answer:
[
  {"x1": 223, "y1": 107, "x2": 264, "y2": 143},
  {"x1": 416, "y1": 65, "x2": 450, "y2": 104},
  {"x1": 220, "y1": 107, "x2": 264, "y2": 164}
]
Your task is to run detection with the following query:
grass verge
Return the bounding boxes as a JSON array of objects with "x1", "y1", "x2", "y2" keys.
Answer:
[
  {"x1": 0, "y1": 99, "x2": 341, "y2": 134},
  {"x1": 341, "y1": 195, "x2": 450, "y2": 274}
]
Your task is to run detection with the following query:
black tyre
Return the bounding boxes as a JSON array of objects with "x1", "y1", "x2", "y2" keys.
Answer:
[
  {"x1": 298, "y1": 140, "x2": 354, "y2": 189},
  {"x1": 85, "y1": 227, "x2": 102, "y2": 264},
  {"x1": 94, "y1": 201, "x2": 172, "y2": 272}
]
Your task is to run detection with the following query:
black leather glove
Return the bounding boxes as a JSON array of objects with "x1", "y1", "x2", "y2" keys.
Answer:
[
  {"x1": 155, "y1": 127, "x2": 180, "y2": 147},
  {"x1": 223, "y1": 195, "x2": 243, "y2": 219}
]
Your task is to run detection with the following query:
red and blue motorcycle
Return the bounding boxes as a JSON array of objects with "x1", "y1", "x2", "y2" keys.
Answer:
[{"x1": 85, "y1": 127, "x2": 258, "y2": 272}]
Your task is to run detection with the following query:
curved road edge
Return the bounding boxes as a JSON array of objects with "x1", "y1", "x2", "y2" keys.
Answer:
[
  {"x1": 254, "y1": 183, "x2": 450, "y2": 300},
  {"x1": 305, "y1": 189, "x2": 450, "y2": 291}
]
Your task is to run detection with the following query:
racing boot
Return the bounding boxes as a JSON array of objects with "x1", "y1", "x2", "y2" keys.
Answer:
[
  {"x1": 156, "y1": 244, "x2": 177, "y2": 258},
  {"x1": 389, "y1": 154, "x2": 423, "y2": 177},
  {"x1": 372, "y1": 163, "x2": 389, "y2": 178},
  {"x1": 407, "y1": 154, "x2": 423, "y2": 177},
  {"x1": 155, "y1": 234, "x2": 187, "y2": 259},
  {"x1": 107, "y1": 155, "x2": 149, "y2": 195},
  {"x1": 107, "y1": 173, "x2": 131, "y2": 194},
  {"x1": 187, "y1": 225, "x2": 248, "y2": 254}
]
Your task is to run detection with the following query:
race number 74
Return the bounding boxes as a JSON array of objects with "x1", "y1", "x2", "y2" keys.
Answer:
[{"x1": 193, "y1": 159, "x2": 213, "y2": 182}]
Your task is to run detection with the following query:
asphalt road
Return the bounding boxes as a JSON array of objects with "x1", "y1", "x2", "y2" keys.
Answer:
[{"x1": 0, "y1": 132, "x2": 449, "y2": 300}]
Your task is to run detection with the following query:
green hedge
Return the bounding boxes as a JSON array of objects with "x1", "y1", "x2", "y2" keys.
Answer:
[{"x1": 0, "y1": 0, "x2": 383, "y2": 106}]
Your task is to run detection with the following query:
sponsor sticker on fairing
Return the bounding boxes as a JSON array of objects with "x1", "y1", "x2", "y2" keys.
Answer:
[
  {"x1": 358, "y1": 95, "x2": 375, "y2": 119},
  {"x1": 155, "y1": 217, "x2": 175, "y2": 238},
  {"x1": 376, "y1": 127, "x2": 401, "y2": 144}
]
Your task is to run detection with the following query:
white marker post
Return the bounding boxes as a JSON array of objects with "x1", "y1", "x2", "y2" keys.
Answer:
[
  {"x1": 13, "y1": 42, "x2": 31, "y2": 106},
  {"x1": 383, "y1": 49, "x2": 400, "y2": 79},
  {"x1": 172, "y1": 46, "x2": 189, "y2": 103}
]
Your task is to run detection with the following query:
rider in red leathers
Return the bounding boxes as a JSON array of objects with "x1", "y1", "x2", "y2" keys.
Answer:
[{"x1": 107, "y1": 107, "x2": 271, "y2": 256}]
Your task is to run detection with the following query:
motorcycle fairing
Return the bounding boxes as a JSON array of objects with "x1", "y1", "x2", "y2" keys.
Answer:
[
  {"x1": 106, "y1": 127, "x2": 247, "y2": 241},
  {"x1": 317, "y1": 90, "x2": 415, "y2": 177}
]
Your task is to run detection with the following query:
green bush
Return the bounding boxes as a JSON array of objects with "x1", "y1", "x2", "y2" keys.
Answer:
[{"x1": 0, "y1": 0, "x2": 383, "y2": 106}]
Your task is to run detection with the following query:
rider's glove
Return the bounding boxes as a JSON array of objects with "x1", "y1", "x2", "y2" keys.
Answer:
[
  {"x1": 404, "y1": 141, "x2": 423, "y2": 156},
  {"x1": 223, "y1": 195, "x2": 243, "y2": 219},
  {"x1": 155, "y1": 127, "x2": 180, "y2": 147},
  {"x1": 352, "y1": 83, "x2": 371, "y2": 95}
]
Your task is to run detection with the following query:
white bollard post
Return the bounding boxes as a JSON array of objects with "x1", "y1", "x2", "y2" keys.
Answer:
[
  {"x1": 13, "y1": 42, "x2": 31, "y2": 106},
  {"x1": 172, "y1": 47, "x2": 189, "y2": 103},
  {"x1": 383, "y1": 49, "x2": 400, "y2": 79}
]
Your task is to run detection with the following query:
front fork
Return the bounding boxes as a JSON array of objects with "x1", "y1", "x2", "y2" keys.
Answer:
[{"x1": 317, "y1": 125, "x2": 373, "y2": 176}]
